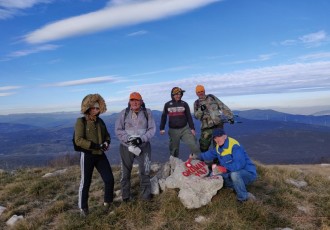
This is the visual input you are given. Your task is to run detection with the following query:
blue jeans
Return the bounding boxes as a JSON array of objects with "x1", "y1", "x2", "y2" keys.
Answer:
[{"x1": 222, "y1": 169, "x2": 256, "y2": 201}]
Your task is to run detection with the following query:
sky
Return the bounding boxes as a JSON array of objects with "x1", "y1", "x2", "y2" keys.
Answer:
[{"x1": 1, "y1": 0, "x2": 330, "y2": 115}]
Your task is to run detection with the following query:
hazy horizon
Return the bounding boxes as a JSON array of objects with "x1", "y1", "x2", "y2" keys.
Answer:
[{"x1": 1, "y1": 105, "x2": 330, "y2": 116}]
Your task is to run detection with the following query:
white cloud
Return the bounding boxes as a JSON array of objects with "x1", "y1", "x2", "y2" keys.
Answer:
[
  {"x1": 297, "y1": 52, "x2": 330, "y2": 61},
  {"x1": 24, "y1": 0, "x2": 220, "y2": 44},
  {"x1": 127, "y1": 30, "x2": 148, "y2": 36},
  {"x1": 221, "y1": 53, "x2": 276, "y2": 65},
  {"x1": 299, "y1": 30, "x2": 327, "y2": 44},
  {"x1": 280, "y1": 30, "x2": 328, "y2": 47},
  {"x1": 6, "y1": 44, "x2": 59, "y2": 58},
  {"x1": 107, "y1": 0, "x2": 141, "y2": 6},
  {"x1": 280, "y1": 39, "x2": 297, "y2": 46},
  {"x1": 0, "y1": 8, "x2": 14, "y2": 19},
  {"x1": 43, "y1": 76, "x2": 122, "y2": 87},
  {"x1": 0, "y1": 0, "x2": 50, "y2": 9},
  {"x1": 0, "y1": 85, "x2": 22, "y2": 97},
  {"x1": 0, "y1": 85, "x2": 22, "y2": 91},
  {"x1": 124, "y1": 61, "x2": 330, "y2": 104},
  {"x1": 130, "y1": 65, "x2": 194, "y2": 77},
  {"x1": 0, "y1": 92, "x2": 16, "y2": 96},
  {"x1": 0, "y1": 0, "x2": 51, "y2": 19}
]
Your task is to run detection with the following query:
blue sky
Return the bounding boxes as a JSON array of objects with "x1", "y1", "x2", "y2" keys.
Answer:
[{"x1": 1, "y1": 0, "x2": 330, "y2": 115}]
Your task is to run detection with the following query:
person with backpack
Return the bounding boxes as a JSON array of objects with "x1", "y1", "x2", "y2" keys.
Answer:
[
  {"x1": 160, "y1": 87, "x2": 199, "y2": 157},
  {"x1": 194, "y1": 85, "x2": 234, "y2": 152},
  {"x1": 74, "y1": 94, "x2": 114, "y2": 216},
  {"x1": 115, "y1": 92, "x2": 156, "y2": 201}
]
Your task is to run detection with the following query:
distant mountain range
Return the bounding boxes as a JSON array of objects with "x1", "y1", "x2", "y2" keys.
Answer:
[
  {"x1": 0, "y1": 109, "x2": 329, "y2": 169},
  {"x1": 312, "y1": 109, "x2": 330, "y2": 116}
]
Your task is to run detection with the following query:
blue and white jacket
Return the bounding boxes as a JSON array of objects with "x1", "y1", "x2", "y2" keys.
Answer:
[{"x1": 198, "y1": 137, "x2": 257, "y2": 178}]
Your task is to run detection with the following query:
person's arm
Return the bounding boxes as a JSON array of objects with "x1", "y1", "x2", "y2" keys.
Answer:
[
  {"x1": 215, "y1": 96, "x2": 233, "y2": 118},
  {"x1": 141, "y1": 109, "x2": 156, "y2": 142},
  {"x1": 198, "y1": 148, "x2": 218, "y2": 161},
  {"x1": 115, "y1": 110, "x2": 130, "y2": 144},
  {"x1": 159, "y1": 103, "x2": 168, "y2": 131},
  {"x1": 99, "y1": 118, "x2": 110, "y2": 150}
]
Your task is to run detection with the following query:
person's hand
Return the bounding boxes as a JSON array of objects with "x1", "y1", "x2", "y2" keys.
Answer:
[
  {"x1": 228, "y1": 118, "x2": 235, "y2": 124},
  {"x1": 218, "y1": 166, "x2": 227, "y2": 173},
  {"x1": 90, "y1": 142, "x2": 102, "y2": 150},
  {"x1": 191, "y1": 129, "x2": 196, "y2": 136},
  {"x1": 101, "y1": 142, "x2": 109, "y2": 151},
  {"x1": 130, "y1": 137, "x2": 142, "y2": 146},
  {"x1": 160, "y1": 130, "x2": 165, "y2": 135},
  {"x1": 200, "y1": 104, "x2": 206, "y2": 111}
]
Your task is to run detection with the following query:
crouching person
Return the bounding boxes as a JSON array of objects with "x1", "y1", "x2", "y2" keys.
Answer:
[
  {"x1": 115, "y1": 92, "x2": 156, "y2": 201},
  {"x1": 190, "y1": 128, "x2": 257, "y2": 202},
  {"x1": 74, "y1": 94, "x2": 114, "y2": 216}
]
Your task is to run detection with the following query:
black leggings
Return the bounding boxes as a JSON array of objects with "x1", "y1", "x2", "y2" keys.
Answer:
[{"x1": 78, "y1": 152, "x2": 114, "y2": 210}]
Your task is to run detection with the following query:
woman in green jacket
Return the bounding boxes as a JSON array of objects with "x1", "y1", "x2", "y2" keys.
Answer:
[{"x1": 74, "y1": 94, "x2": 114, "y2": 216}]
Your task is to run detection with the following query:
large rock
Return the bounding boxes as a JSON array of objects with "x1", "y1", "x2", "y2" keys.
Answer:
[
  {"x1": 42, "y1": 169, "x2": 67, "y2": 178},
  {"x1": 0, "y1": 206, "x2": 6, "y2": 216},
  {"x1": 6, "y1": 215, "x2": 24, "y2": 226},
  {"x1": 164, "y1": 156, "x2": 223, "y2": 209}
]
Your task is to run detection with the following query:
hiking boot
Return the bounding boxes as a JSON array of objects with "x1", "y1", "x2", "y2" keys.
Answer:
[{"x1": 80, "y1": 208, "x2": 89, "y2": 217}]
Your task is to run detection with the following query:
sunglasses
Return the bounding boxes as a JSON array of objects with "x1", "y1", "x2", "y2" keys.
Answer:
[
  {"x1": 197, "y1": 91, "x2": 205, "y2": 93},
  {"x1": 90, "y1": 107, "x2": 100, "y2": 110}
]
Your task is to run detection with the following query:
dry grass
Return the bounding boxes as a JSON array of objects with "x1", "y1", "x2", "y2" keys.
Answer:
[
  {"x1": 0, "y1": 162, "x2": 329, "y2": 230},
  {"x1": 270, "y1": 164, "x2": 330, "y2": 178}
]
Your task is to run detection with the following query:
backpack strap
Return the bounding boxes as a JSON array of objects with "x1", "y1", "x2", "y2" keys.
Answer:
[
  {"x1": 124, "y1": 107, "x2": 148, "y2": 122},
  {"x1": 80, "y1": 117, "x2": 86, "y2": 136},
  {"x1": 73, "y1": 117, "x2": 87, "y2": 152},
  {"x1": 195, "y1": 94, "x2": 216, "y2": 108}
]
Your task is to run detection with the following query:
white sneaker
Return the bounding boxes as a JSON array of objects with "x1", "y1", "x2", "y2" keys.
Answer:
[{"x1": 247, "y1": 192, "x2": 257, "y2": 201}]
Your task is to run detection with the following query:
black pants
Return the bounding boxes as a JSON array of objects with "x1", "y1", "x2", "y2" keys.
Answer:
[{"x1": 78, "y1": 152, "x2": 114, "y2": 210}]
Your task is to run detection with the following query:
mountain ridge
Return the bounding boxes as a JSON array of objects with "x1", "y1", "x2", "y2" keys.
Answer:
[{"x1": 0, "y1": 109, "x2": 329, "y2": 169}]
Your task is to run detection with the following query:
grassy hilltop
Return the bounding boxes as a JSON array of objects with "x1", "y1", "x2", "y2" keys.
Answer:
[{"x1": 0, "y1": 159, "x2": 329, "y2": 230}]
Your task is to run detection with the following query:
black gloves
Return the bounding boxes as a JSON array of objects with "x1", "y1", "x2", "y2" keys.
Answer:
[
  {"x1": 228, "y1": 118, "x2": 235, "y2": 124},
  {"x1": 130, "y1": 137, "x2": 142, "y2": 146},
  {"x1": 90, "y1": 142, "x2": 102, "y2": 150},
  {"x1": 200, "y1": 104, "x2": 206, "y2": 111}
]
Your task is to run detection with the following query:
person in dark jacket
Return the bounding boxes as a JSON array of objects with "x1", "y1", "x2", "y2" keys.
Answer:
[
  {"x1": 160, "y1": 87, "x2": 199, "y2": 158},
  {"x1": 115, "y1": 92, "x2": 156, "y2": 201},
  {"x1": 190, "y1": 128, "x2": 257, "y2": 202},
  {"x1": 74, "y1": 94, "x2": 114, "y2": 216}
]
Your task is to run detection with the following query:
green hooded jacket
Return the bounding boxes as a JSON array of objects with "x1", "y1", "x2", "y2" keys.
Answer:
[{"x1": 74, "y1": 94, "x2": 110, "y2": 155}]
